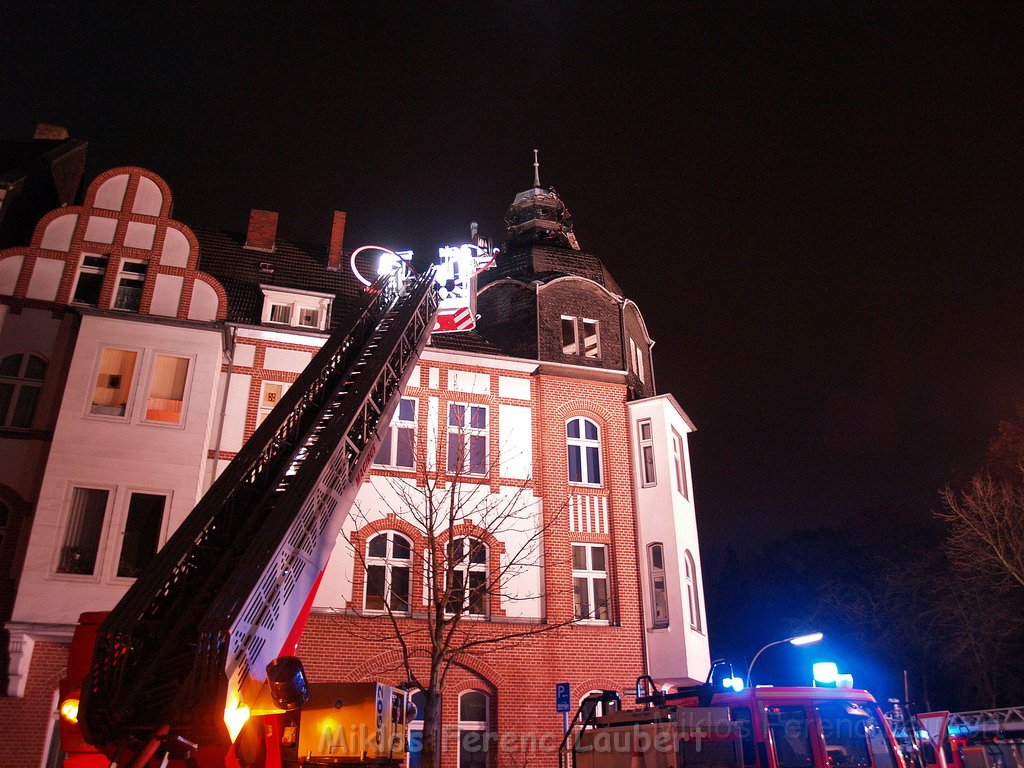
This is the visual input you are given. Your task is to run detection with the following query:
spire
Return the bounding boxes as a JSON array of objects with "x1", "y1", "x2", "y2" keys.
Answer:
[{"x1": 533, "y1": 149, "x2": 541, "y2": 188}]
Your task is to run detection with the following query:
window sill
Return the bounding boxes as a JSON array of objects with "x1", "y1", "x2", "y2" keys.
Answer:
[{"x1": 573, "y1": 618, "x2": 611, "y2": 627}]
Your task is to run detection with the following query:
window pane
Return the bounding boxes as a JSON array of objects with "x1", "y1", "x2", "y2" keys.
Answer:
[
  {"x1": 582, "y1": 320, "x2": 599, "y2": 358},
  {"x1": 460, "y1": 692, "x2": 487, "y2": 722},
  {"x1": 470, "y1": 406, "x2": 486, "y2": 429},
  {"x1": 25, "y1": 355, "x2": 46, "y2": 380},
  {"x1": 653, "y1": 576, "x2": 669, "y2": 626},
  {"x1": 469, "y1": 539, "x2": 487, "y2": 564},
  {"x1": 639, "y1": 421, "x2": 652, "y2": 441},
  {"x1": 448, "y1": 433, "x2": 463, "y2": 472},
  {"x1": 11, "y1": 385, "x2": 39, "y2": 428},
  {"x1": 390, "y1": 566, "x2": 410, "y2": 611},
  {"x1": 561, "y1": 317, "x2": 577, "y2": 354},
  {"x1": 447, "y1": 570, "x2": 465, "y2": 614},
  {"x1": 57, "y1": 488, "x2": 108, "y2": 575},
  {"x1": 368, "y1": 534, "x2": 388, "y2": 558},
  {"x1": 584, "y1": 420, "x2": 598, "y2": 440},
  {"x1": 567, "y1": 419, "x2": 580, "y2": 439},
  {"x1": 768, "y1": 706, "x2": 813, "y2": 768},
  {"x1": 572, "y1": 545, "x2": 587, "y2": 571},
  {"x1": 0, "y1": 383, "x2": 12, "y2": 425},
  {"x1": 448, "y1": 403, "x2": 464, "y2": 426},
  {"x1": 642, "y1": 445, "x2": 656, "y2": 484},
  {"x1": 117, "y1": 493, "x2": 164, "y2": 578},
  {"x1": 399, "y1": 398, "x2": 416, "y2": 421},
  {"x1": 459, "y1": 731, "x2": 487, "y2": 768},
  {"x1": 568, "y1": 445, "x2": 582, "y2": 483},
  {"x1": 298, "y1": 308, "x2": 318, "y2": 327},
  {"x1": 592, "y1": 578, "x2": 609, "y2": 620},
  {"x1": 392, "y1": 534, "x2": 411, "y2": 560},
  {"x1": 650, "y1": 544, "x2": 663, "y2": 570},
  {"x1": 92, "y1": 348, "x2": 137, "y2": 416},
  {"x1": 396, "y1": 426, "x2": 415, "y2": 468},
  {"x1": 146, "y1": 355, "x2": 189, "y2": 423},
  {"x1": 469, "y1": 434, "x2": 486, "y2": 475},
  {"x1": 468, "y1": 571, "x2": 487, "y2": 614},
  {"x1": 270, "y1": 304, "x2": 291, "y2": 323},
  {"x1": 586, "y1": 446, "x2": 601, "y2": 484},
  {"x1": 365, "y1": 565, "x2": 386, "y2": 610},
  {"x1": 374, "y1": 428, "x2": 393, "y2": 465},
  {"x1": 74, "y1": 271, "x2": 104, "y2": 305},
  {"x1": 573, "y1": 577, "x2": 591, "y2": 619},
  {"x1": 591, "y1": 546, "x2": 606, "y2": 572},
  {"x1": 0, "y1": 354, "x2": 19, "y2": 376}
]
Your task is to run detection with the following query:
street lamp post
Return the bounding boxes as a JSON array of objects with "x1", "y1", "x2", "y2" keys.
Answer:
[{"x1": 746, "y1": 632, "x2": 824, "y2": 687}]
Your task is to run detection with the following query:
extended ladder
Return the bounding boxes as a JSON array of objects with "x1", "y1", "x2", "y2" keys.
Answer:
[{"x1": 81, "y1": 271, "x2": 438, "y2": 749}]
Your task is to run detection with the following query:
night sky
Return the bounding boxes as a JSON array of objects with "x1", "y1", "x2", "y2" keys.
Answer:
[{"x1": 4, "y1": 3, "x2": 1023, "y2": 687}]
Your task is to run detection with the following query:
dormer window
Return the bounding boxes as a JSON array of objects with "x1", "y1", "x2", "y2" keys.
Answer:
[
  {"x1": 561, "y1": 316, "x2": 600, "y2": 359},
  {"x1": 260, "y1": 286, "x2": 332, "y2": 331}
]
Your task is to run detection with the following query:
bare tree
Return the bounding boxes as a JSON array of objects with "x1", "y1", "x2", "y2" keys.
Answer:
[
  {"x1": 938, "y1": 472, "x2": 1024, "y2": 591},
  {"x1": 334, "y1": 422, "x2": 581, "y2": 768}
]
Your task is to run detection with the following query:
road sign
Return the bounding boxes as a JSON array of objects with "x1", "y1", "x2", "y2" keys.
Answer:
[
  {"x1": 556, "y1": 682, "x2": 571, "y2": 712},
  {"x1": 919, "y1": 711, "x2": 950, "y2": 747}
]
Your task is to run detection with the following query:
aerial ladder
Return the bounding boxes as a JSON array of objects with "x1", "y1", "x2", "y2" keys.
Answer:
[{"x1": 65, "y1": 269, "x2": 439, "y2": 768}]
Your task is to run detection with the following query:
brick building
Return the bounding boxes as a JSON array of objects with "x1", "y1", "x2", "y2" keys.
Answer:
[{"x1": 0, "y1": 165, "x2": 709, "y2": 768}]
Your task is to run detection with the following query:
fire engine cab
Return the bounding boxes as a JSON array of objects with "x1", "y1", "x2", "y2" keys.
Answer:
[{"x1": 568, "y1": 678, "x2": 905, "y2": 768}]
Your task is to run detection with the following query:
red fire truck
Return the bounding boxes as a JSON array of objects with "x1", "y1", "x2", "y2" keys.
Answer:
[
  {"x1": 568, "y1": 678, "x2": 906, "y2": 768},
  {"x1": 57, "y1": 270, "x2": 438, "y2": 768}
]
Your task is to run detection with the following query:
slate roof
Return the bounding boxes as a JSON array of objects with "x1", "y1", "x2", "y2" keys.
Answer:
[
  {"x1": 194, "y1": 228, "x2": 364, "y2": 330},
  {"x1": 483, "y1": 243, "x2": 625, "y2": 296},
  {"x1": 429, "y1": 330, "x2": 507, "y2": 355}
]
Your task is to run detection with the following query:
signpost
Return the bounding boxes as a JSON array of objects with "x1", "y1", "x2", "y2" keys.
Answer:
[{"x1": 556, "y1": 682, "x2": 571, "y2": 737}]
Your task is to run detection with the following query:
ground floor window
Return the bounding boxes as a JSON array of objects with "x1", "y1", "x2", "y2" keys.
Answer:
[{"x1": 458, "y1": 690, "x2": 489, "y2": 768}]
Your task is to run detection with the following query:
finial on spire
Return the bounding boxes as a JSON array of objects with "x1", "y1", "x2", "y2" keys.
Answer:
[{"x1": 533, "y1": 149, "x2": 541, "y2": 188}]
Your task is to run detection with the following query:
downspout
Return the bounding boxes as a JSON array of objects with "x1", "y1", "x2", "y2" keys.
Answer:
[{"x1": 209, "y1": 324, "x2": 237, "y2": 489}]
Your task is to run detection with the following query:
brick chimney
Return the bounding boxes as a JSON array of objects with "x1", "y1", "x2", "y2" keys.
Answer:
[
  {"x1": 327, "y1": 211, "x2": 347, "y2": 271},
  {"x1": 245, "y1": 209, "x2": 278, "y2": 252}
]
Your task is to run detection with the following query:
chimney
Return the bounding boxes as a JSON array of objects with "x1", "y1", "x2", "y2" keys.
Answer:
[
  {"x1": 34, "y1": 123, "x2": 69, "y2": 140},
  {"x1": 245, "y1": 209, "x2": 278, "y2": 252},
  {"x1": 327, "y1": 210, "x2": 347, "y2": 271}
]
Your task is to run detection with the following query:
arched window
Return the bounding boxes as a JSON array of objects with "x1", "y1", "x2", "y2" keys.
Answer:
[
  {"x1": 566, "y1": 417, "x2": 602, "y2": 485},
  {"x1": 446, "y1": 537, "x2": 488, "y2": 616},
  {"x1": 364, "y1": 532, "x2": 412, "y2": 613},
  {"x1": 684, "y1": 550, "x2": 702, "y2": 632},
  {"x1": 458, "y1": 691, "x2": 489, "y2": 768},
  {"x1": 648, "y1": 543, "x2": 669, "y2": 628},
  {"x1": 0, "y1": 353, "x2": 46, "y2": 429}
]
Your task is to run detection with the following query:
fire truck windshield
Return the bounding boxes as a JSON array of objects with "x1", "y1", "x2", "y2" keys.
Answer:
[{"x1": 817, "y1": 701, "x2": 898, "y2": 768}]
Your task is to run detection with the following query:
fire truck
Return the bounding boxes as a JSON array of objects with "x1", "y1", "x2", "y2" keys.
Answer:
[
  {"x1": 58, "y1": 269, "x2": 439, "y2": 768},
  {"x1": 888, "y1": 707, "x2": 1024, "y2": 768},
  {"x1": 566, "y1": 677, "x2": 906, "y2": 768}
]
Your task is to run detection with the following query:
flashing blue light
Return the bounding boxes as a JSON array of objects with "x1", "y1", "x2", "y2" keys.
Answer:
[
  {"x1": 812, "y1": 662, "x2": 839, "y2": 684},
  {"x1": 723, "y1": 676, "x2": 745, "y2": 692}
]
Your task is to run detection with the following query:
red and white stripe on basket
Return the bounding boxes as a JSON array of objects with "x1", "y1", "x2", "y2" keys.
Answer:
[{"x1": 434, "y1": 306, "x2": 475, "y2": 333}]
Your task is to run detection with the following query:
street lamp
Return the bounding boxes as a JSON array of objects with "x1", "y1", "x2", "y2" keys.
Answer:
[{"x1": 746, "y1": 632, "x2": 824, "y2": 687}]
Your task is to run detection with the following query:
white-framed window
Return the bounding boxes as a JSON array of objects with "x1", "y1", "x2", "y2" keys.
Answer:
[
  {"x1": 446, "y1": 536, "x2": 488, "y2": 616},
  {"x1": 113, "y1": 259, "x2": 147, "y2": 311},
  {"x1": 144, "y1": 354, "x2": 190, "y2": 425},
  {"x1": 258, "y1": 381, "x2": 291, "y2": 426},
  {"x1": 268, "y1": 303, "x2": 292, "y2": 324},
  {"x1": 672, "y1": 428, "x2": 688, "y2": 499},
  {"x1": 375, "y1": 397, "x2": 417, "y2": 469},
  {"x1": 561, "y1": 316, "x2": 600, "y2": 358},
  {"x1": 458, "y1": 690, "x2": 490, "y2": 768},
  {"x1": 115, "y1": 492, "x2": 167, "y2": 578},
  {"x1": 90, "y1": 347, "x2": 138, "y2": 418},
  {"x1": 55, "y1": 486, "x2": 112, "y2": 576},
  {"x1": 638, "y1": 419, "x2": 656, "y2": 486},
  {"x1": 567, "y1": 417, "x2": 602, "y2": 485},
  {"x1": 297, "y1": 307, "x2": 320, "y2": 328},
  {"x1": 260, "y1": 286, "x2": 333, "y2": 331},
  {"x1": 447, "y1": 403, "x2": 488, "y2": 476},
  {"x1": 0, "y1": 352, "x2": 46, "y2": 429},
  {"x1": 648, "y1": 543, "x2": 669, "y2": 628},
  {"x1": 364, "y1": 531, "x2": 412, "y2": 613},
  {"x1": 72, "y1": 253, "x2": 108, "y2": 306},
  {"x1": 684, "y1": 549, "x2": 702, "y2": 632},
  {"x1": 572, "y1": 543, "x2": 610, "y2": 622}
]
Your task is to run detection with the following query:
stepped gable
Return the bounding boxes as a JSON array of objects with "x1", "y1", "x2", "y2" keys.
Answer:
[{"x1": 194, "y1": 228, "x2": 363, "y2": 331}]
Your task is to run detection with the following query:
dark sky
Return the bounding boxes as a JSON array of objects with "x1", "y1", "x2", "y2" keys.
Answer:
[{"x1": 3, "y1": 2, "x2": 1022, "y2": 653}]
